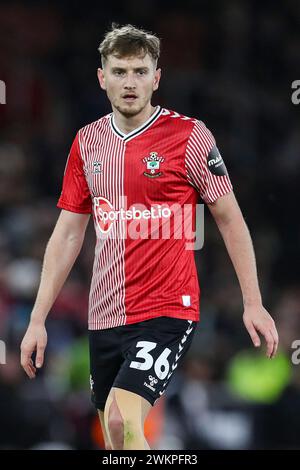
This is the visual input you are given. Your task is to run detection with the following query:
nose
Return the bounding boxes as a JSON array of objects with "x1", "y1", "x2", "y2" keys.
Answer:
[{"x1": 124, "y1": 72, "x2": 136, "y2": 89}]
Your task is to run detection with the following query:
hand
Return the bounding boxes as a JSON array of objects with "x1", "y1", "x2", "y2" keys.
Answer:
[
  {"x1": 20, "y1": 322, "x2": 47, "y2": 378},
  {"x1": 243, "y1": 305, "x2": 279, "y2": 358}
]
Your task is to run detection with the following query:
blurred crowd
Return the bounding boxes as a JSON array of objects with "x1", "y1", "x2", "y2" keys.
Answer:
[{"x1": 0, "y1": 0, "x2": 299, "y2": 449}]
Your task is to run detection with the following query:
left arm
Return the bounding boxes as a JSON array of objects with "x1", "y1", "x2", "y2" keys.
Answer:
[{"x1": 208, "y1": 191, "x2": 279, "y2": 358}]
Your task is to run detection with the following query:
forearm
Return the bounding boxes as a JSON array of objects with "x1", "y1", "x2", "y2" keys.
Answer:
[
  {"x1": 208, "y1": 193, "x2": 278, "y2": 358},
  {"x1": 30, "y1": 232, "x2": 84, "y2": 325},
  {"x1": 217, "y1": 215, "x2": 262, "y2": 307}
]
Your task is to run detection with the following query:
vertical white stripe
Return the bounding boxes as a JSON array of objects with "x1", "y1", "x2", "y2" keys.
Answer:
[{"x1": 81, "y1": 118, "x2": 126, "y2": 330}]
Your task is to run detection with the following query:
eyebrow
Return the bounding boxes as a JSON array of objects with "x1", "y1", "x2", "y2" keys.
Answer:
[{"x1": 111, "y1": 66, "x2": 149, "y2": 72}]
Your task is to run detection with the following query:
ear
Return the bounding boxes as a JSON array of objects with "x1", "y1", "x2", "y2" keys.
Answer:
[
  {"x1": 97, "y1": 68, "x2": 106, "y2": 90},
  {"x1": 153, "y1": 68, "x2": 161, "y2": 91}
]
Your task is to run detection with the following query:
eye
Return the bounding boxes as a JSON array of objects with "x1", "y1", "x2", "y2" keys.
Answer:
[{"x1": 113, "y1": 70, "x2": 125, "y2": 76}]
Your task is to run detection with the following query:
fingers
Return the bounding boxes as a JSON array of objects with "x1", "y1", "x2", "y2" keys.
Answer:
[
  {"x1": 264, "y1": 330, "x2": 274, "y2": 359},
  {"x1": 244, "y1": 320, "x2": 261, "y2": 348},
  {"x1": 20, "y1": 325, "x2": 47, "y2": 377},
  {"x1": 21, "y1": 348, "x2": 36, "y2": 379},
  {"x1": 27, "y1": 358, "x2": 37, "y2": 379},
  {"x1": 21, "y1": 343, "x2": 46, "y2": 376},
  {"x1": 269, "y1": 326, "x2": 279, "y2": 359},
  {"x1": 36, "y1": 343, "x2": 46, "y2": 368},
  {"x1": 257, "y1": 323, "x2": 279, "y2": 359},
  {"x1": 245, "y1": 317, "x2": 279, "y2": 358}
]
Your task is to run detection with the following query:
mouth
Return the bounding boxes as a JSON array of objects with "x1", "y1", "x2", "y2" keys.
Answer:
[{"x1": 122, "y1": 93, "x2": 138, "y2": 102}]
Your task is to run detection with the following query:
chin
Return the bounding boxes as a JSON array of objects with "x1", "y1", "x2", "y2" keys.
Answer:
[{"x1": 116, "y1": 103, "x2": 144, "y2": 118}]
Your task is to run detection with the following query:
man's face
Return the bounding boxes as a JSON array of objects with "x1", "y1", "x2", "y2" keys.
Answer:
[{"x1": 97, "y1": 53, "x2": 161, "y2": 117}]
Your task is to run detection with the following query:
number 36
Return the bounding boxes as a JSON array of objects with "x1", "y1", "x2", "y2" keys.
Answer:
[{"x1": 129, "y1": 341, "x2": 171, "y2": 380}]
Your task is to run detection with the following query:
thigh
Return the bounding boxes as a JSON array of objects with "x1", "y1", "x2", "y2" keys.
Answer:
[
  {"x1": 113, "y1": 317, "x2": 197, "y2": 406},
  {"x1": 89, "y1": 328, "x2": 123, "y2": 411},
  {"x1": 104, "y1": 387, "x2": 152, "y2": 449}
]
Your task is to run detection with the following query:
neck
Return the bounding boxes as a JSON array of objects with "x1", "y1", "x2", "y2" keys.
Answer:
[{"x1": 112, "y1": 103, "x2": 156, "y2": 135}]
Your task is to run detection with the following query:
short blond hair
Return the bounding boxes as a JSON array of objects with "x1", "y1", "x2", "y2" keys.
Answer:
[{"x1": 98, "y1": 23, "x2": 160, "y2": 67}]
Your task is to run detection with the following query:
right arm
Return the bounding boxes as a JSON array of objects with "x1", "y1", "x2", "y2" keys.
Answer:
[{"x1": 20, "y1": 209, "x2": 90, "y2": 378}]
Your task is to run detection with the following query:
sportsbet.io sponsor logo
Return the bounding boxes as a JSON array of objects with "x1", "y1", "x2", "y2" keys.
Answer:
[
  {"x1": 93, "y1": 196, "x2": 171, "y2": 235},
  {"x1": 93, "y1": 195, "x2": 205, "y2": 250},
  {"x1": 0, "y1": 340, "x2": 6, "y2": 364}
]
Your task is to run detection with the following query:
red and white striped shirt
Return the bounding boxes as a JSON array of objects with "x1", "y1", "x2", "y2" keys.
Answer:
[{"x1": 57, "y1": 107, "x2": 233, "y2": 330}]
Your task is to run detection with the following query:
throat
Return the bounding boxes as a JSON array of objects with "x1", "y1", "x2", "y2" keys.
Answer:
[{"x1": 113, "y1": 105, "x2": 157, "y2": 135}]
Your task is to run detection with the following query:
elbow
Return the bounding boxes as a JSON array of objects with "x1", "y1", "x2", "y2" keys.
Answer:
[{"x1": 50, "y1": 229, "x2": 85, "y2": 248}]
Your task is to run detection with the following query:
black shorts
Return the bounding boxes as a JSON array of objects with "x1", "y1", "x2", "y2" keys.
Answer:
[{"x1": 89, "y1": 316, "x2": 197, "y2": 409}]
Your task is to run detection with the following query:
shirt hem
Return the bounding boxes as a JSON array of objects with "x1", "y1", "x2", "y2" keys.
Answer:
[
  {"x1": 88, "y1": 311, "x2": 199, "y2": 330},
  {"x1": 57, "y1": 200, "x2": 92, "y2": 214}
]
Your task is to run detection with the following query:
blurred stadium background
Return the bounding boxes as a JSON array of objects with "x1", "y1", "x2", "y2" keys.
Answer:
[{"x1": 0, "y1": 0, "x2": 300, "y2": 450}]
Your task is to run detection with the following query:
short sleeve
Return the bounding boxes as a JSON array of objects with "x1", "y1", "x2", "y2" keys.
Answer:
[
  {"x1": 57, "y1": 132, "x2": 92, "y2": 214},
  {"x1": 185, "y1": 120, "x2": 233, "y2": 204}
]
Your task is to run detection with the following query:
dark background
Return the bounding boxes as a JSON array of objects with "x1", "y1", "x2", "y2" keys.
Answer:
[{"x1": 0, "y1": 0, "x2": 299, "y2": 449}]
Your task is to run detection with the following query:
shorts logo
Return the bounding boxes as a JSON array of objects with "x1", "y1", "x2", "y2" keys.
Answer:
[
  {"x1": 142, "y1": 152, "x2": 165, "y2": 178},
  {"x1": 144, "y1": 375, "x2": 158, "y2": 392},
  {"x1": 148, "y1": 375, "x2": 158, "y2": 387}
]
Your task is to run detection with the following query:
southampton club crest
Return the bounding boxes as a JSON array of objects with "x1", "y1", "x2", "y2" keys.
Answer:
[{"x1": 142, "y1": 152, "x2": 165, "y2": 178}]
